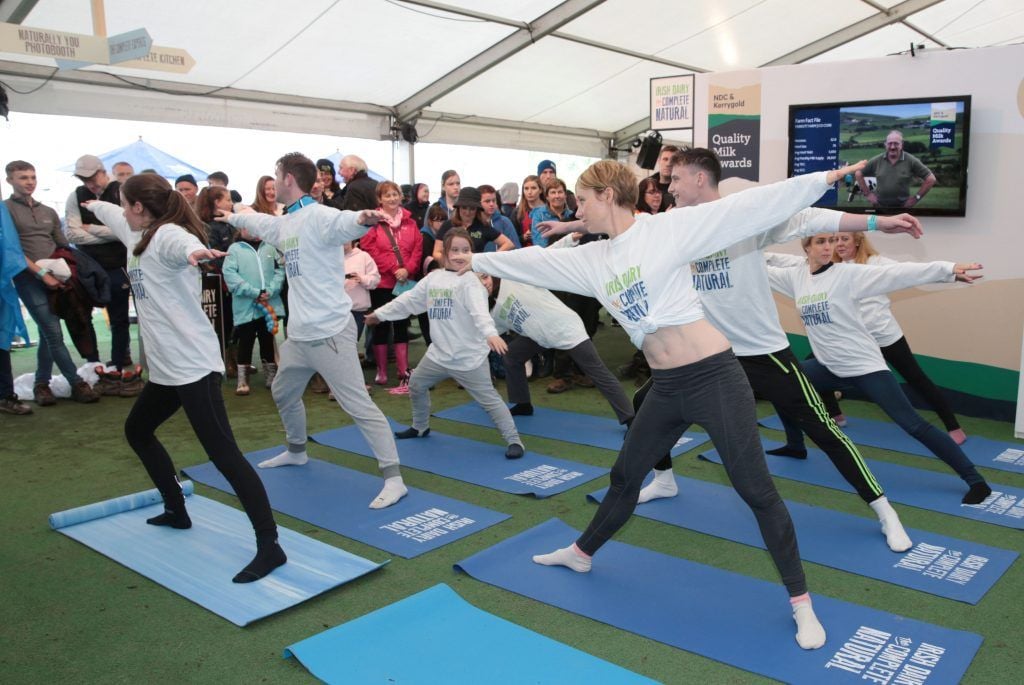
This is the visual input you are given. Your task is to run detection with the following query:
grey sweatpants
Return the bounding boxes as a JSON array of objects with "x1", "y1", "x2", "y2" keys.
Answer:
[
  {"x1": 409, "y1": 355, "x2": 522, "y2": 447},
  {"x1": 272, "y1": 317, "x2": 401, "y2": 478}
]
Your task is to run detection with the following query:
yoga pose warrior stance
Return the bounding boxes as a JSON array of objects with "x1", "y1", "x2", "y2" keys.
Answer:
[
  {"x1": 540, "y1": 149, "x2": 918, "y2": 552},
  {"x1": 765, "y1": 234, "x2": 991, "y2": 505},
  {"x1": 220, "y1": 153, "x2": 408, "y2": 509},
  {"x1": 87, "y1": 174, "x2": 286, "y2": 583},
  {"x1": 479, "y1": 271, "x2": 633, "y2": 425},
  {"x1": 466, "y1": 158, "x2": 873, "y2": 649},
  {"x1": 366, "y1": 229, "x2": 526, "y2": 459}
]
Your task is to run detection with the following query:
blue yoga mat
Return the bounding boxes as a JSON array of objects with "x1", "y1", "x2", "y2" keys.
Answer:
[
  {"x1": 51, "y1": 486, "x2": 385, "y2": 627},
  {"x1": 435, "y1": 401, "x2": 710, "y2": 454},
  {"x1": 456, "y1": 519, "x2": 982, "y2": 685},
  {"x1": 589, "y1": 476, "x2": 1016, "y2": 604},
  {"x1": 699, "y1": 440, "x2": 1024, "y2": 530},
  {"x1": 183, "y1": 447, "x2": 509, "y2": 558},
  {"x1": 311, "y1": 420, "x2": 608, "y2": 498},
  {"x1": 760, "y1": 414, "x2": 1024, "y2": 475},
  {"x1": 284, "y1": 583, "x2": 656, "y2": 684}
]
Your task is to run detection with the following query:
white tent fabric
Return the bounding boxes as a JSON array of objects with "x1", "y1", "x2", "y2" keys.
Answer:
[{"x1": 1, "y1": 0, "x2": 1021, "y2": 155}]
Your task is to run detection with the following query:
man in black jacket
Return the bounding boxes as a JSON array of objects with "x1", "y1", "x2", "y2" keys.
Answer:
[{"x1": 338, "y1": 155, "x2": 378, "y2": 211}]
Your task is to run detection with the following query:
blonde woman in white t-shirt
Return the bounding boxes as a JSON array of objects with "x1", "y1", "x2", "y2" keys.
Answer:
[{"x1": 85, "y1": 173, "x2": 285, "y2": 584}]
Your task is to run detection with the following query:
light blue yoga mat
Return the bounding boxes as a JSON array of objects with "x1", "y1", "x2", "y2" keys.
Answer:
[
  {"x1": 284, "y1": 583, "x2": 657, "y2": 684},
  {"x1": 311, "y1": 419, "x2": 608, "y2": 498},
  {"x1": 50, "y1": 485, "x2": 385, "y2": 626},
  {"x1": 455, "y1": 519, "x2": 982, "y2": 685},
  {"x1": 435, "y1": 401, "x2": 710, "y2": 454},
  {"x1": 699, "y1": 440, "x2": 1024, "y2": 530},
  {"x1": 588, "y1": 476, "x2": 1016, "y2": 604},
  {"x1": 760, "y1": 414, "x2": 1024, "y2": 475},
  {"x1": 183, "y1": 447, "x2": 509, "y2": 558}
]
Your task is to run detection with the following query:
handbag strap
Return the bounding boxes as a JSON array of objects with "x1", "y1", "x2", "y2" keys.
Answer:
[{"x1": 382, "y1": 223, "x2": 406, "y2": 269}]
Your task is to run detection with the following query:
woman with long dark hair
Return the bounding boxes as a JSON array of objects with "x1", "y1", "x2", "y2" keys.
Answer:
[{"x1": 84, "y1": 173, "x2": 286, "y2": 583}]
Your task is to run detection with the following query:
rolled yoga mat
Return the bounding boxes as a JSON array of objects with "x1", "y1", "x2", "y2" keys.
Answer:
[
  {"x1": 699, "y1": 440, "x2": 1024, "y2": 530},
  {"x1": 588, "y1": 475, "x2": 1017, "y2": 604},
  {"x1": 183, "y1": 446, "x2": 510, "y2": 559},
  {"x1": 759, "y1": 414, "x2": 1024, "y2": 475},
  {"x1": 284, "y1": 583, "x2": 657, "y2": 684},
  {"x1": 435, "y1": 401, "x2": 710, "y2": 453},
  {"x1": 51, "y1": 486, "x2": 386, "y2": 626},
  {"x1": 311, "y1": 418, "x2": 609, "y2": 498},
  {"x1": 455, "y1": 519, "x2": 983, "y2": 685}
]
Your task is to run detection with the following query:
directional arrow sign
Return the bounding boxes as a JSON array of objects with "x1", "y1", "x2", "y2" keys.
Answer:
[
  {"x1": 118, "y1": 45, "x2": 195, "y2": 73},
  {"x1": 0, "y1": 22, "x2": 110, "y2": 63},
  {"x1": 107, "y1": 28, "x2": 152, "y2": 63}
]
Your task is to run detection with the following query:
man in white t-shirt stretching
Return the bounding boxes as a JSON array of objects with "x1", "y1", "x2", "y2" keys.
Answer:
[{"x1": 222, "y1": 153, "x2": 408, "y2": 509}]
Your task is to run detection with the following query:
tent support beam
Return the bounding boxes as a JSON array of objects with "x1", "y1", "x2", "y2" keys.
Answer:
[
  {"x1": 0, "y1": 0, "x2": 40, "y2": 24},
  {"x1": 394, "y1": 0, "x2": 607, "y2": 122}
]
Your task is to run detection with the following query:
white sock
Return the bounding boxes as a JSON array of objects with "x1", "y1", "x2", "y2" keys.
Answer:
[
  {"x1": 369, "y1": 476, "x2": 408, "y2": 509},
  {"x1": 637, "y1": 469, "x2": 678, "y2": 503},
  {"x1": 869, "y1": 496, "x2": 912, "y2": 552},
  {"x1": 257, "y1": 449, "x2": 309, "y2": 469},
  {"x1": 532, "y1": 544, "x2": 592, "y2": 573},
  {"x1": 792, "y1": 599, "x2": 826, "y2": 650}
]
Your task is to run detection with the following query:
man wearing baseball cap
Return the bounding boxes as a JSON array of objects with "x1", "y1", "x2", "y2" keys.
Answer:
[{"x1": 65, "y1": 154, "x2": 138, "y2": 396}]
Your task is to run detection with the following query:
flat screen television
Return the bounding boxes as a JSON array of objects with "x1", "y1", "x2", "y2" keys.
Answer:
[{"x1": 787, "y1": 95, "x2": 971, "y2": 216}]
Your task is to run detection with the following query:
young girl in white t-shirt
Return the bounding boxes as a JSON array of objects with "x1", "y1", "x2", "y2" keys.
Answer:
[
  {"x1": 366, "y1": 229, "x2": 525, "y2": 459},
  {"x1": 86, "y1": 173, "x2": 285, "y2": 584}
]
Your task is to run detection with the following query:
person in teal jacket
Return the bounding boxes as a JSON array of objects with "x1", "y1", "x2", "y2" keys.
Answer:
[
  {"x1": 1, "y1": 201, "x2": 32, "y2": 414},
  {"x1": 222, "y1": 227, "x2": 285, "y2": 395}
]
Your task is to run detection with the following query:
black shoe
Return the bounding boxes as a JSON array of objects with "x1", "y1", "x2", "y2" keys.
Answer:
[
  {"x1": 505, "y1": 443, "x2": 525, "y2": 459},
  {"x1": 395, "y1": 427, "x2": 430, "y2": 439},
  {"x1": 510, "y1": 403, "x2": 534, "y2": 416}
]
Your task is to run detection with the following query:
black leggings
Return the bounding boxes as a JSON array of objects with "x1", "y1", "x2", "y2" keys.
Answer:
[
  {"x1": 235, "y1": 319, "x2": 275, "y2": 366},
  {"x1": 822, "y1": 336, "x2": 960, "y2": 431},
  {"x1": 578, "y1": 350, "x2": 806, "y2": 596},
  {"x1": 369, "y1": 288, "x2": 409, "y2": 345},
  {"x1": 124, "y1": 372, "x2": 277, "y2": 540},
  {"x1": 650, "y1": 347, "x2": 884, "y2": 503}
]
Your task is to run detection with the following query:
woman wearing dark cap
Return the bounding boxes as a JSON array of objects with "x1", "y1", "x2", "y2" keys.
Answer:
[
  {"x1": 432, "y1": 187, "x2": 513, "y2": 266},
  {"x1": 405, "y1": 183, "x2": 431, "y2": 227},
  {"x1": 315, "y1": 159, "x2": 344, "y2": 209}
]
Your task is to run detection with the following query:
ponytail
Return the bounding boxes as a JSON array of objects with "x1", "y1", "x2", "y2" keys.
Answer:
[{"x1": 124, "y1": 173, "x2": 208, "y2": 256}]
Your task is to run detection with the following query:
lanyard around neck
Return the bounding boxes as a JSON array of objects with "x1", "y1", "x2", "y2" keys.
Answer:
[{"x1": 285, "y1": 195, "x2": 316, "y2": 214}]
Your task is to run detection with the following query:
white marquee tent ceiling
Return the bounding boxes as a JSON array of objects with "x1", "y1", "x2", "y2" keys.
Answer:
[{"x1": 1, "y1": 0, "x2": 1021, "y2": 155}]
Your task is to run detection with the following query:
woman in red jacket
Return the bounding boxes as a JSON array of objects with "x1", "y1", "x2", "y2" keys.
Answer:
[{"x1": 360, "y1": 181, "x2": 423, "y2": 393}]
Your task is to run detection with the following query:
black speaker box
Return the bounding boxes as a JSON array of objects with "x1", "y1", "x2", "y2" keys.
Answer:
[{"x1": 636, "y1": 136, "x2": 662, "y2": 169}]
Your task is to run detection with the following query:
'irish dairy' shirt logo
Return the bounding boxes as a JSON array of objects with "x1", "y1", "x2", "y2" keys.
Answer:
[
  {"x1": 605, "y1": 265, "x2": 649, "y2": 322},
  {"x1": 127, "y1": 255, "x2": 147, "y2": 300},
  {"x1": 280, "y1": 236, "x2": 301, "y2": 278},
  {"x1": 797, "y1": 290, "x2": 833, "y2": 326},
  {"x1": 428, "y1": 286, "x2": 454, "y2": 320},
  {"x1": 498, "y1": 294, "x2": 530, "y2": 333},
  {"x1": 692, "y1": 250, "x2": 733, "y2": 291}
]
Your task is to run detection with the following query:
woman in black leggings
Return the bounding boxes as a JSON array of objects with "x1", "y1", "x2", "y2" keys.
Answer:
[{"x1": 85, "y1": 173, "x2": 285, "y2": 584}]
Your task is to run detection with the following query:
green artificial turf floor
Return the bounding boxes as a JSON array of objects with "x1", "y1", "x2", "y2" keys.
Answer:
[{"x1": 2, "y1": 313, "x2": 1021, "y2": 684}]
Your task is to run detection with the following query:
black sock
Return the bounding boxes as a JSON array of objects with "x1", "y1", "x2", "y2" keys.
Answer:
[
  {"x1": 146, "y1": 506, "x2": 192, "y2": 529},
  {"x1": 394, "y1": 427, "x2": 430, "y2": 439},
  {"x1": 510, "y1": 403, "x2": 534, "y2": 416},
  {"x1": 233, "y1": 539, "x2": 287, "y2": 583},
  {"x1": 962, "y1": 482, "x2": 992, "y2": 505},
  {"x1": 766, "y1": 445, "x2": 808, "y2": 459},
  {"x1": 505, "y1": 443, "x2": 524, "y2": 459}
]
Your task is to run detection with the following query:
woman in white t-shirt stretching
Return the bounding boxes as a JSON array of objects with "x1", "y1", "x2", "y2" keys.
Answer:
[
  {"x1": 464, "y1": 159, "x2": 882, "y2": 650},
  {"x1": 367, "y1": 229, "x2": 525, "y2": 459},
  {"x1": 765, "y1": 234, "x2": 990, "y2": 505},
  {"x1": 85, "y1": 174, "x2": 285, "y2": 584}
]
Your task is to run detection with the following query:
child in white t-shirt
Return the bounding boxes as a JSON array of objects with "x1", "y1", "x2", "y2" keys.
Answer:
[{"x1": 367, "y1": 229, "x2": 525, "y2": 459}]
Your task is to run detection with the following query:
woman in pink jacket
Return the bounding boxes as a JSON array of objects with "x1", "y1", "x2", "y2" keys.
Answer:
[{"x1": 360, "y1": 181, "x2": 423, "y2": 392}]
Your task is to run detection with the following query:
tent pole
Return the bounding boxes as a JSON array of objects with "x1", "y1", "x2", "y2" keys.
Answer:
[{"x1": 91, "y1": 0, "x2": 107, "y2": 37}]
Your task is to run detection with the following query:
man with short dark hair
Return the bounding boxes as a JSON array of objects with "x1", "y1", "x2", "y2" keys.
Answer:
[
  {"x1": 65, "y1": 154, "x2": 138, "y2": 396},
  {"x1": 174, "y1": 174, "x2": 199, "y2": 207},
  {"x1": 8, "y1": 160, "x2": 99, "y2": 405},
  {"x1": 338, "y1": 155, "x2": 378, "y2": 212},
  {"x1": 207, "y1": 170, "x2": 242, "y2": 203},
  {"x1": 111, "y1": 161, "x2": 134, "y2": 183},
  {"x1": 648, "y1": 144, "x2": 679, "y2": 212}
]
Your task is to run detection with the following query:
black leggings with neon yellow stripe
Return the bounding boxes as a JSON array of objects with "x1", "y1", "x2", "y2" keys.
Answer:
[{"x1": 649, "y1": 346, "x2": 884, "y2": 503}]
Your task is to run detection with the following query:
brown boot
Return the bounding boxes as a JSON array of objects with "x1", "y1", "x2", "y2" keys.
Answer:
[
  {"x1": 33, "y1": 383, "x2": 57, "y2": 407},
  {"x1": 0, "y1": 396, "x2": 32, "y2": 415},
  {"x1": 70, "y1": 380, "x2": 100, "y2": 403},
  {"x1": 546, "y1": 378, "x2": 572, "y2": 394},
  {"x1": 119, "y1": 366, "x2": 145, "y2": 397}
]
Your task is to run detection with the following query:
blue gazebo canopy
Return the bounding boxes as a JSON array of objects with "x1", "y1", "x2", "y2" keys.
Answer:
[{"x1": 61, "y1": 138, "x2": 207, "y2": 181}]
